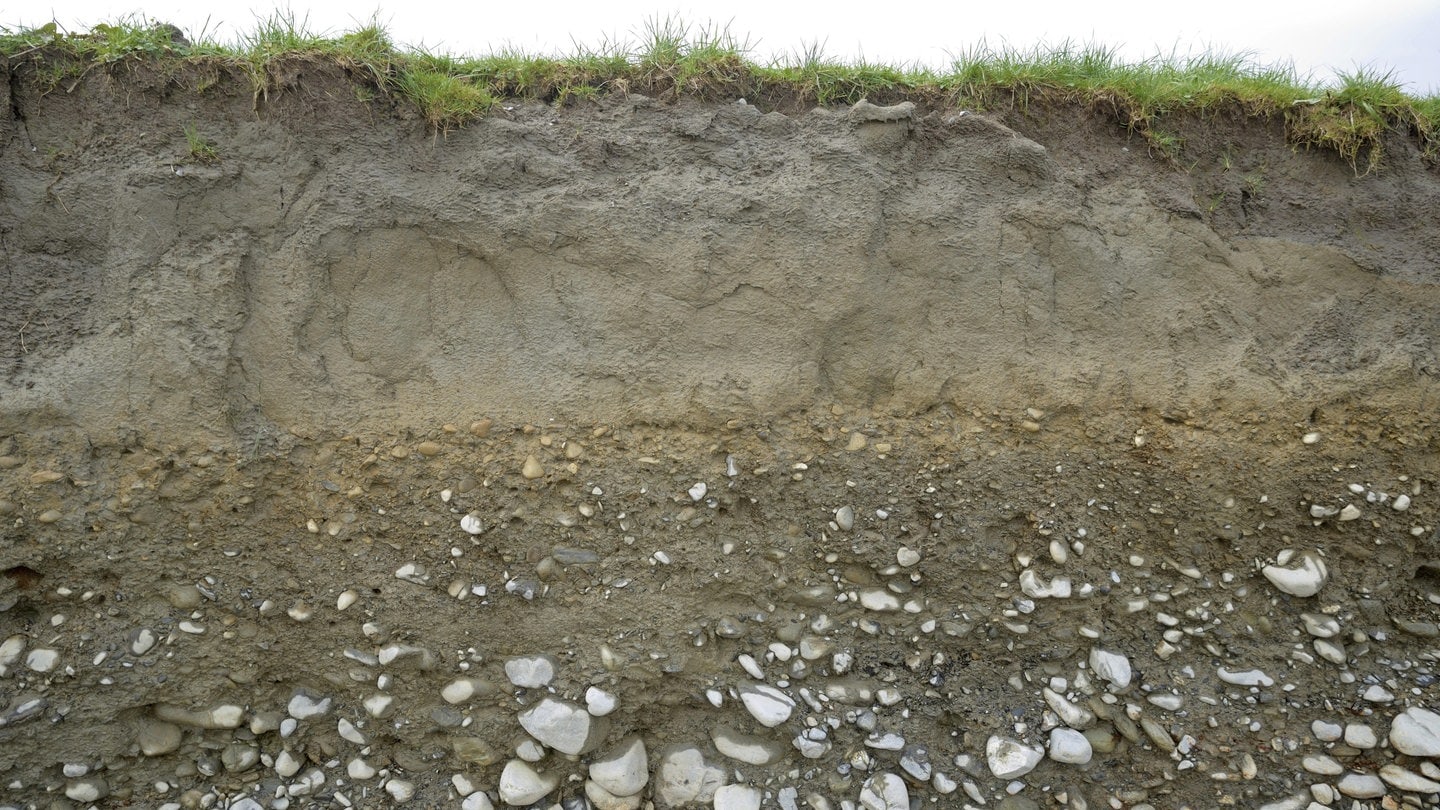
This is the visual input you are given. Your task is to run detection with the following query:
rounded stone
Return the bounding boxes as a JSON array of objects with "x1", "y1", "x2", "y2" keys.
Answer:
[
  {"x1": 499, "y1": 760, "x2": 558, "y2": 806},
  {"x1": 1048, "y1": 727, "x2": 1093, "y2": 764}
]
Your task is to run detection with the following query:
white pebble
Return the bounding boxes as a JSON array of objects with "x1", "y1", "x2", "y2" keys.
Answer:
[
  {"x1": 25, "y1": 648, "x2": 59, "y2": 673},
  {"x1": 384, "y1": 778, "x2": 415, "y2": 803},
  {"x1": 737, "y1": 653, "x2": 765, "y2": 680},
  {"x1": 347, "y1": 758, "x2": 376, "y2": 779},
  {"x1": 585, "y1": 686, "x2": 617, "y2": 716},
  {"x1": 1048, "y1": 728, "x2": 1093, "y2": 764},
  {"x1": 1391, "y1": 707, "x2": 1440, "y2": 755},
  {"x1": 1262, "y1": 549, "x2": 1328, "y2": 597},
  {"x1": 504, "y1": 655, "x2": 557, "y2": 688},
  {"x1": 986, "y1": 736, "x2": 1043, "y2": 779},
  {"x1": 337, "y1": 718, "x2": 366, "y2": 744},
  {"x1": 739, "y1": 685, "x2": 795, "y2": 727},
  {"x1": 287, "y1": 692, "x2": 332, "y2": 719},
  {"x1": 1217, "y1": 667, "x2": 1274, "y2": 687},
  {"x1": 1088, "y1": 648, "x2": 1132, "y2": 689}
]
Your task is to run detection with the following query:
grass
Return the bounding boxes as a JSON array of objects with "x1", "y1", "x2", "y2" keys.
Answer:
[
  {"x1": 183, "y1": 122, "x2": 219, "y2": 162},
  {"x1": 1, "y1": 15, "x2": 1436, "y2": 163}
]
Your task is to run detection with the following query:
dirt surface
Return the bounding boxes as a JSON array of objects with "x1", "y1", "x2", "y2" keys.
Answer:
[{"x1": 1, "y1": 59, "x2": 1439, "y2": 810}]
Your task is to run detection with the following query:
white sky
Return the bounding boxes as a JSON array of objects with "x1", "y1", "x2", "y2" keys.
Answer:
[{"x1": 11, "y1": 1, "x2": 1440, "y2": 94}]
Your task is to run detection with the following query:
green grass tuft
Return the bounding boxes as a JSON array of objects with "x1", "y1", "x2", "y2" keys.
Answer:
[
  {"x1": 183, "y1": 122, "x2": 219, "y2": 162},
  {"x1": 394, "y1": 68, "x2": 494, "y2": 132}
]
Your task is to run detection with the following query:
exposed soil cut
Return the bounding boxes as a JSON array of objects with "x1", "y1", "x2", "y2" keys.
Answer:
[{"x1": 1, "y1": 59, "x2": 1438, "y2": 810}]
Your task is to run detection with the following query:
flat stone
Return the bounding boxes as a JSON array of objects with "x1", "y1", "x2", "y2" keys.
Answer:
[
  {"x1": 337, "y1": 718, "x2": 366, "y2": 744},
  {"x1": 1337, "y1": 772, "x2": 1385, "y2": 799},
  {"x1": 859, "y1": 588, "x2": 900, "y2": 612},
  {"x1": 1314, "y1": 639, "x2": 1346, "y2": 664},
  {"x1": 1311, "y1": 719, "x2": 1343, "y2": 741},
  {"x1": 739, "y1": 685, "x2": 795, "y2": 727},
  {"x1": 585, "y1": 686, "x2": 618, "y2": 716},
  {"x1": 1217, "y1": 667, "x2": 1274, "y2": 687},
  {"x1": 287, "y1": 691, "x2": 332, "y2": 719},
  {"x1": 128, "y1": 628, "x2": 157, "y2": 656},
  {"x1": 585, "y1": 779, "x2": 643, "y2": 810},
  {"x1": 443, "y1": 678, "x2": 493, "y2": 704},
  {"x1": 589, "y1": 736, "x2": 648, "y2": 797},
  {"x1": 551, "y1": 546, "x2": 601, "y2": 565},
  {"x1": 1302, "y1": 755, "x2": 1343, "y2": 775},
  {"x1": 1262, "y1": 549, "x2": 1328, "y2": 597},
  {"x1": 348, "y1": 758, "x2": 377, "y2": 779},
  {"x1": 1302, "y1": 613, "x2": 1340, "y2": 637},
  {"x1": 364, "y1": 694, "x2": 394, "y2": 718},
  {"x1": 385, "y1": 778, "x2": 415, "y2": 803},
  {"x1": 0, "y1": 635, "x2": 24, "y2": 671},
  {"x1": 154, "y1": 703, "x2": 244, "y2": 729},
  {"x1": 1043, "y1": 688, "x2": 1095, "y2": 729},
  {"x1": 25, "y1": 648, "x2": 58, "y2": 673},
  {"x1": 793, "y1": 729, "x2": 831, "y2": 759},
  {"x1": 1363, "y1": 684, "x2": 1395, "y2": 703},
  {"x1": 521, "y1": 456, "x2": 544, "y2": 479},
  {"x1": 64, "y1": 777, "x2": 108, "y2": 803},
  {"x1": 221, "y1": 743, "x2": 259, "y2": 772},
  {"x1": 1391, "y1": 707, "x2": 1440, "y2": 756},
  {"x1": 1395, "y1": 618, "x2": 1439, "y2": 637},
  {"x1": 1048, "y1": 728, "x2": 1092, "y2": 764},
  {"x1": 1140, "y1": 717, "x2": 1175, "y2": 751},
  {"x1": 1019, "y1": 570, "x2": 1071, "y2": 599},
  {"x1": 137, "y1": 719, "x2": 183, "y2": 756},
  {"x1": 713, "y1": 784, "x2": 762, "y2": 810},
  {"x1": 898, "y1": 745, "x2": 931, "y2": 782},
  {"x1": 499, "y1": 760, "x2": 558, "y2": 806},
  {"x1": 864, "y1": 732, "x2": 905, "y2": 751},
  {"x1": 654, "y1": 746, "x2": 727, "y2": 808},
  {"x1": 1344, "y1": 724, "x2": 1377, "y2": 749},
  {"x1": 858, "y1": 772, "x2": 909, "y2": 810},
  {"x1": 518, "y1": 697, "x2": 605, "y2": 755},
  {"x1": 1088, "y1": 648, "x2": 1132, "y2": 689},
  {"x1": 274, "y1": 750, "x2": 301, "y2": 778},
  {"x1": 1380, "y1": 764, "x2": 1440, "y2": 794},
  {"x1": 986, "y1": 736, "x2": 1043, "y2": 779},
  {"x1": 504, "y1": 655, "x2": 556, "y2": 688},
  {"x1": 712, "y1": 725, "x2": 784, "y2": 765}
]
